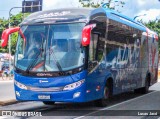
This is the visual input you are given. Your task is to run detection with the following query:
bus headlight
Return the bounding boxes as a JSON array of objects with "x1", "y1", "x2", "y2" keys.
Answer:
[
  {"x1": 63, "y1": 79, "x2": 85, "y2": 91},
  {"x1": 15, "y1": 80, "x2": 27, "y2": 90}
]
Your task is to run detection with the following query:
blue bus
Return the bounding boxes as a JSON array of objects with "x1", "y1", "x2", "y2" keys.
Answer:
[{"x1": 1, "y1": 7, "x2": 159, "y2": 107}]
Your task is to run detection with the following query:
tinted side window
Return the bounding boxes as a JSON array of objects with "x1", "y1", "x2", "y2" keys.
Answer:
[
  {"x1": 89, "y1": 33, "x2": 98, "y2": 61},
  {"x1": 96, "y1": 36, "x2": 104, "y2": 61},
  {"x1": 88, "y1": 16, "x2": 106, "y2": 72}
]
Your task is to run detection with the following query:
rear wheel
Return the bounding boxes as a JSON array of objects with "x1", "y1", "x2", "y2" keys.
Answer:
[
  {"x1": 141, "y1": 78, "x2": 150, "y2": 94},
  {"x1": 43, "y1": 101, "x2": 55, "y2": 105},
  {"x1": 134, "y1": 76, "x2": 150, "y2": 94},
  {"x1": 94, "y1": 83, "x2": 111, "y2": 107}
]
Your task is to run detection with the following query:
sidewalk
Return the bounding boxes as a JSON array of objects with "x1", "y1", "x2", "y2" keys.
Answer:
[
  {"x1": 0, "y1": 78, "x2": 17, "y2": 106},
  {"x1": 0, "y1": 76, "x2": 13, "y2": 81}
]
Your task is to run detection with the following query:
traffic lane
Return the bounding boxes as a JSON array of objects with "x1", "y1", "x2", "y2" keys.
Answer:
[
  {"x1": 21, "y1": 91, "x2": 153, "y2": 119},
  {"x1": 109, "y1": 91, "x2": 160, "y2": 110},
  {"x1": 0, "y1": 89, "x2": 145, "y2": 110},
  {"x1": 74, "y1": 116, "x2": 159, "y2": 119},
  {"x1": 0, "y1": 82, "x2": 159, "y2": 118},
  {"x1": 0, "y1": 90, "x2": 157, "y2": 118},
  {"x1": 74, "y1": 91, "x2": 160, "y2": 119},
  {"x1": 0, "y1": 81, "x2": 15, "y2": 101},
  {"x1": 22, "y1": 92, "x2": 148, "y2": 119}
]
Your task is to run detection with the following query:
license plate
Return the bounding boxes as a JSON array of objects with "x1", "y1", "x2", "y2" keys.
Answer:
[{"x1": 38, "y1": 95, "x2": 50, "y2": 99}]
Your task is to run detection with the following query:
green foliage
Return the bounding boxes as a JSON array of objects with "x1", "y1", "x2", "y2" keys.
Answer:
[
  {"x1": 145, "y1": 20, "x2": 160, "y2": 51},
  {"x1": 145, "y1": 21, "x2": 160, "y2": 36},
  {"x1": 0, "y1": 13, "x2": 30, "y2": 55},
  {"x1": 10, "y1": 13, "x2": 23, "y2": 27},
  {"x1": 0, "y1": 18, "x2": 9, "y2": 35},
  {"x1": 0, "y1": 32, "x2": 18, "y2": 54},
  {"x1": 11, "y1": 32, "x2": 18, "y2": 54},
  {"x1": 10, "y1": 13, "x2": 30, "y2": 27},
  {"x1": 79, "y1": 0, "x2": 125, "y2": 11}
]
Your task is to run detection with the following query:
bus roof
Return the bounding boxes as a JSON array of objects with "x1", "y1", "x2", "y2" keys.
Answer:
[
  {"x1": 102, "y1": 8, "x2": 158, "y2": 36},
  {"x1": 102, "y1": 8, "x2": 146, "y2": 32},
  {"x1": 21, "y1": 7, "x2": 157, "y2": 36},
  {"x1": 21, "y1": 8, "x2": 93, "y2": 25}
]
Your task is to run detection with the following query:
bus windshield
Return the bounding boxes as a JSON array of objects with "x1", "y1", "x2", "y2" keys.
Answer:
[{"x1": 15, "y1": 23, "x2": 85, "y2": 72}]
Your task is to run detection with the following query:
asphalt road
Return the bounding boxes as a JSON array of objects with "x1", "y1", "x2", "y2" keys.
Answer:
[
  {"x1": 0, "y1": 81, "x2": 15, "y2": 101},
  {"x1": 0, "y1": 83, "x2": 160, "y2": 119}
]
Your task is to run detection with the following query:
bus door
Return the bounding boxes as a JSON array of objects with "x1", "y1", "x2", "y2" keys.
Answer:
[
  {"x1": 81, "y1": 15, "x2": 106, "y2": 101},
  {"x1": 85, "y1": 31, "x2": 106, "y2": 100}
]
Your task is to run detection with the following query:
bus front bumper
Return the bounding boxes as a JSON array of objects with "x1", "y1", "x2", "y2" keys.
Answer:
[{"x1": 14, "y1": 83, "x2": 87, "y2": 102}]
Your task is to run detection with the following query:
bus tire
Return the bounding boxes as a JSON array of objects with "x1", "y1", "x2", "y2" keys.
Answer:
[
  {"x1": 134, "y1": 75, "x2": 150, "y2": 94},
  {"x1": 141, "y1": 77, "x2": 150, "y2": 94},
  {"x1": 43, "y1": 101, "x2": 55, "y2": 105},
  {"x1": 94, "y1": 82, "x2": 111, "y2": 107}
]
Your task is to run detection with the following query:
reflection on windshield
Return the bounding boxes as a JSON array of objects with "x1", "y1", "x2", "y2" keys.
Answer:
[{"x1": 15, "y1": 23, "x2": 85, "y2": 72}]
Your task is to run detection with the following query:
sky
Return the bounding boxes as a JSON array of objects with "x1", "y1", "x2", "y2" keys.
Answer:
[{"x1": 0, "y1": 0, "x2": 160, "y2": 22}]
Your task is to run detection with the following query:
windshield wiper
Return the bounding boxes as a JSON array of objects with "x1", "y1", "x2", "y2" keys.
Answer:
[
  {"x1": 48, "y1": 47, "x2": 63, "y2": 71},
  {"x1": 47, "y1": 26, "x2": 63, "y2": 72},
  {"x1": 26, "y1": 37, "x2": 44, "y2": 72},
  {"x1": 26, "y1": 50, "x2": 42, "y2": 72}
]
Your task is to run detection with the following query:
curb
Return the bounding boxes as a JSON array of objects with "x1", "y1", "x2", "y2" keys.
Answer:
[
  {"x1": 0, "y1": 80, "x2": 13, "y2": 82},
  {"x1": 0, "y1": 99, "x2": 18, "y2": 106}
]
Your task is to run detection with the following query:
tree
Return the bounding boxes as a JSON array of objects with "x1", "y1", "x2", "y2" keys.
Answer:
[
  {"x1": 145, "y1": 20, "x2": 160, "y2": 51},
  {"x1": 145, "y1": 20, "x2": 160, "y2": 37},
  {"x1": 79, "y1": 0, "x2": 125, "y2": 11},
  {"x1": 0, "y1": 13, "x2": 30, "y2": 54}
]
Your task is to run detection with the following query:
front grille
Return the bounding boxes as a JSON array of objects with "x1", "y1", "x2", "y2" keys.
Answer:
[{"x1": 27, "y1": 86, "x2": 63, "y2": 92}]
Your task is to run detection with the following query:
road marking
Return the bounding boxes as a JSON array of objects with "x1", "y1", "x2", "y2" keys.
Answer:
[
  {"x1": 0, "y1": 116, "x2": 7, "y2": 119},
  {"x1": 0, "y1": 80, "x2": 13, "y2": 83},
  {"x1": 74, "y1": 91, "x2": 157, "y2": 119}
]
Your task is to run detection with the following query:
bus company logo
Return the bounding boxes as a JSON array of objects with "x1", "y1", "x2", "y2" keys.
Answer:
[
  {"x1": 37, "y1": 11, "x2": 71, "y2": 19},
  {"x1": 36, "y1": 73, "x2": 52, "y2": 77},
  {"x1": 39, "y1": 80, "x2": 49, "y2": 83}
]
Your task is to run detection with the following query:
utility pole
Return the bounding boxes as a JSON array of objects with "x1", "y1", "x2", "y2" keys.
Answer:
[
  {"x1": 8, "y1": 7, "x2": 22, "y2": 77},
  {"x1": 8, "y1": 1, "x2": 43, "y2": 75}
]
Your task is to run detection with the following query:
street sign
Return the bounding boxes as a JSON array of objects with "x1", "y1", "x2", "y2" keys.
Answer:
[{"x1": 22, "y1": 0, "x2": 43, "y2": 13}]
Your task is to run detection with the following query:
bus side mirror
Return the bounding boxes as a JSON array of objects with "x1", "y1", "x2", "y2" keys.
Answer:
[
  {"x1": 81, "y1": 24, "x2": 96, "y2": 46},
  {"x1": 1, "y1": 27, "x2": 20, "y2": 47}
]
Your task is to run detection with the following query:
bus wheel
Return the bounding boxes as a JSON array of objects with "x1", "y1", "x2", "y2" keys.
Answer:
[
  {"x1": 94, "y1": 83, "x2": 110, "y2": 107},
  {"x1": 134, "y1": 77, "x2": 150, "y2": 94},
  {"x1": 43, "y1": 101, "x2": 55, "y2": 105},
  {"x1": 141, "y1": 78, "x2": 150, "y2": 94}
]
